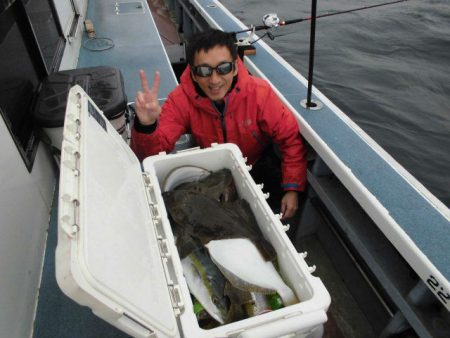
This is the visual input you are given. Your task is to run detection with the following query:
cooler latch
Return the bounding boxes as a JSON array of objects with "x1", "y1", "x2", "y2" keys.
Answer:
[{"x1": 142, "y1": 172, "x2": 185, "y2": 315}]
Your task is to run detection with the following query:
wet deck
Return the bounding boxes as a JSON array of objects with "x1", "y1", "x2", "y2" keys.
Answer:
[{"x1": 77, "y1": 0, "x2": 179, "y2": 102}]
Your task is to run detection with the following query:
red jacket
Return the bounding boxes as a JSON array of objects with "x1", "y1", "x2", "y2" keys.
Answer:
[{"x1": 131, "y1": 58, "x2": 307, "y2": 191}]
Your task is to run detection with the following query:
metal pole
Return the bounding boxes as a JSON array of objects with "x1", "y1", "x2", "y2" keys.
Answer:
[{"x1": 306, "y1": 0, "x2": 318, "y2": 108}]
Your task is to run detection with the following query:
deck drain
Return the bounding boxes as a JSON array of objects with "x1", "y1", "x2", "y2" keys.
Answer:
[{"x1": 115, "y1": 1, "x2": 145, "y2": 15}]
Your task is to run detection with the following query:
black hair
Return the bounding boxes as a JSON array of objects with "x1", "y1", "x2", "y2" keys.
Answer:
[{"x1": 186, "y1": 29, "x2": 238, "y2": 66}]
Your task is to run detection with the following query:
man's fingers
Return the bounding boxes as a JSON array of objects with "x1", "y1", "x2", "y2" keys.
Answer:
[
  {"x1": 280, "y1": 203, "x2": 287, "y2": 218},
  {"x1": 140, "y1": 69, "x2": 160, "y2": 95},
  {"x1": 152, "y1": 71, "x2": 161, "y2": 97},
  {"x1": 283, "y1": 211, "x2": 292, "y2": 219},
  {"x1": 281, "y1": 206, "x2": 293, "y2": 219},
  {"x1": 136, "y1": 91, "x2": 145, "y2": 106},
  {"x1": 139, "y1": 69, "x2": 151, "y2": 92},
  {"x1": 280, "y1": 191, "x2": 298, "y2": 219}
]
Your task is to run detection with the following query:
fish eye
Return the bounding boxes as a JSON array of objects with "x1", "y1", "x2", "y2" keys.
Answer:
[{"x1": 212, "y1": 296, "x2": 219, "y2": 305}]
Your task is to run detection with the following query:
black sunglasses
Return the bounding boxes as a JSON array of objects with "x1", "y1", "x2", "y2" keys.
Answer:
[{"x1": 192, "y1": 62, "x2": 234, "y2": 77}]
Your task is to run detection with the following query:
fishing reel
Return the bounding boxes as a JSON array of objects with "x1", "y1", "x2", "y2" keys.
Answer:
[
  {"x1": 262, "y1": 13, "x2": 280, "y2": 40},
  {"x1": 262, "y1": 13, "x2": 280, "y2": 28},
  {"x1": 235, "y1": 12, "x2": 280, "y2": 53}
]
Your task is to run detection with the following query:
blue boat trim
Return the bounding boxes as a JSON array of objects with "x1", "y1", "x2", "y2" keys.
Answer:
[{"x1": 193, "y1": 0, "x2": 449, "y2": 285}]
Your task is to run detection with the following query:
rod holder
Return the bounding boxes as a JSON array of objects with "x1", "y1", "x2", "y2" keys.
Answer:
[{"x1": 305, "y1": 0, "x2": 318, "y2": 108}]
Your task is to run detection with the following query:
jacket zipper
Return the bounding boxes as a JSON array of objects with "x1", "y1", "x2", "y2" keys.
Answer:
[
  {"x1": 213, "y1": 98, "x2": 228, "y2": 143},
  {"x1": 220, "y1": 111, "x2": 227, "y2": 143}
]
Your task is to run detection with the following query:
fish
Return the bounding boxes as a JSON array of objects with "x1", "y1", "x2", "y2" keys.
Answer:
[
  {"x1": 162, "y1": 165, "x2": 211, "y2": 192},
  {"x1": 165, "y1": 169, "x2": 287, "y2": 325},
  {"x1": 173, "y1": 168, "x2": 238, "y2": 202},
  {"x1": 223, "y1": 281, "x2": 253, "y2": 323},
  {"x1": 163, "y1": 189, "x2": 276, "y2": 260},
  {"x1": 181, "y1": 248, "x2": 230, "y2": 324},
  {"x1": 206, "y1": 238, "x2": 298, "y2": 306},
  {"x1": 245, "y1": 292, "x2": 273, "y2": 317}
]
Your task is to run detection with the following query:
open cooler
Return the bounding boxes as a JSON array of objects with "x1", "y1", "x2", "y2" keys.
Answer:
[{"x1": 56, "y1": 85, "x2": 331, "y2": 338}]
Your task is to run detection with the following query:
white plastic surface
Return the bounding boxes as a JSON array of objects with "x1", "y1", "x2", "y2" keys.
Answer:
[
  {"x1": 237, "y1": 310, "x2": 327, "y2": 338},
  {"x1": 56, "y1": 86, "x2": 179, "y2": 338}
]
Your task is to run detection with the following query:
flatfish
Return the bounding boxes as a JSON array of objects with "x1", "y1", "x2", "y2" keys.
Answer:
[
  {"x1": 163, "y1": 189, "x2": 276, "y2": 261},
  {"x1": 173, "y1": 168, "x2": 238, "y2": 202},
  {"x1": 206, "y1": 238, "x2": 298, "y2": 306},
  {"x1": 162, "y1": 166, "x2": 211, "y2": 192}
]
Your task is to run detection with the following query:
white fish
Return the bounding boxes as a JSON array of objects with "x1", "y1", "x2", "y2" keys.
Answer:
[
  {"x1": 162, "y1": 165, "x2": 210, "y2": 192},
  {"x1": 206, "y1": 238, "x2": 298, "y2": 306}
]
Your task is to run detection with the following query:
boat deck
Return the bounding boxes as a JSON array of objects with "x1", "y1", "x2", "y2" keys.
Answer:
[{"x1": 77, "y1": 0, "x2": 178, "y2": 101}]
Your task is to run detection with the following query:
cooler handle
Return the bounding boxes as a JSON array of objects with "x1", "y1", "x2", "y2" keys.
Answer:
[{"x1": 237, "y1": 310, "x2": 327, "y2": 338}]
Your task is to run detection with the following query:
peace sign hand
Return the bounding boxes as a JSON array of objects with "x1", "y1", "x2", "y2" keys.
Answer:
[{"x1": 135, "y1": 70, "x2": 161, "y2": 125}]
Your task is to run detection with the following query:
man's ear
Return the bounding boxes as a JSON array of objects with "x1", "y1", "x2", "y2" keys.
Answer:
[
  {"x1": 191, "y1": 69, "x2": 198, "y2": 83},
  {"x1": 233, "y1": 61, "x2": 238, "y2": 76}
]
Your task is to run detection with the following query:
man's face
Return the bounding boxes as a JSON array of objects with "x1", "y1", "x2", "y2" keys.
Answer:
[{"x1": 191, "y1": 45, "x2": 238, "y2": 103}]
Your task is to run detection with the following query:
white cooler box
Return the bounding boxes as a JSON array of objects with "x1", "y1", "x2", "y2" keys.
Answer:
[{"x1": 56, "y1": 86, "x2": 331, "y2": 338}]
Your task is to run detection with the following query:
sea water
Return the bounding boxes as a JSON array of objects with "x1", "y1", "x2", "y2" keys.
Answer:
[{"x1": 222, "y1": 0, "x2": 450, "y2": 207}]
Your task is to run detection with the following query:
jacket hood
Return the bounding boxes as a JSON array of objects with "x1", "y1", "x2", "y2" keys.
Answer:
[{"x1": 179, "y1": 57, "x2": 250, "y2": 105}]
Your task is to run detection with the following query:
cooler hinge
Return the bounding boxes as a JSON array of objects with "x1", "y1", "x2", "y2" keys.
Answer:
[
  {"x1": 142, "y1": 172, "x2": 185, "y2": 316},
  {"x1": 60, "y1": 93, "x2": 83, "y2": 238}
]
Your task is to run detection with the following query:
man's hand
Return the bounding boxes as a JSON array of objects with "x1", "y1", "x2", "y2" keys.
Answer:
[
  {"x1": 135, "y1": 70, "x2": 162, "y2": 125},
  {"x1": 281, "y1": 191, "x2": 298, "y2": 219}
]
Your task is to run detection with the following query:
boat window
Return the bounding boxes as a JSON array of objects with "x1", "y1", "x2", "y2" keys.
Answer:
[
  {"x1": 25, "y1": 0, "x2": 65, "y2": 72},
  {"x1": 0, "y1": 0, "x2": 66, "y2": 171}
]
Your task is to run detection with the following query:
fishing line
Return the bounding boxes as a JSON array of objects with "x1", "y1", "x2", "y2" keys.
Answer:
[
  {"x1": 251, "y1": 32, "x2": 269, "y2": 43},
  {"x1": 234, "y1": 0, "x2": 410, "y2": 34}
]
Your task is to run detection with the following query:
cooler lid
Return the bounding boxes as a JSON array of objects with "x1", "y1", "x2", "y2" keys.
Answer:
[{"x1": 57, "y1": 85, "x2": 179, "y2": 338}]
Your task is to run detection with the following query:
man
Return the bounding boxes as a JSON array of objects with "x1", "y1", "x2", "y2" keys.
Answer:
[{"x1": 131, "y1": 29, "x2": 306, "y2": 219}]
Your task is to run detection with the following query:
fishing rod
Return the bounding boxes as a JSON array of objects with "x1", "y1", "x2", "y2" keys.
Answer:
[{"x1": 235, "y1": 0, "x2": 409, "y2": 34}]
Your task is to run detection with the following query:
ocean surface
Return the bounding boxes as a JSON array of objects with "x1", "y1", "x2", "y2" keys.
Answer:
[{"x1": 221, "y1": 0, "x2": 450, "y2": 207}]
